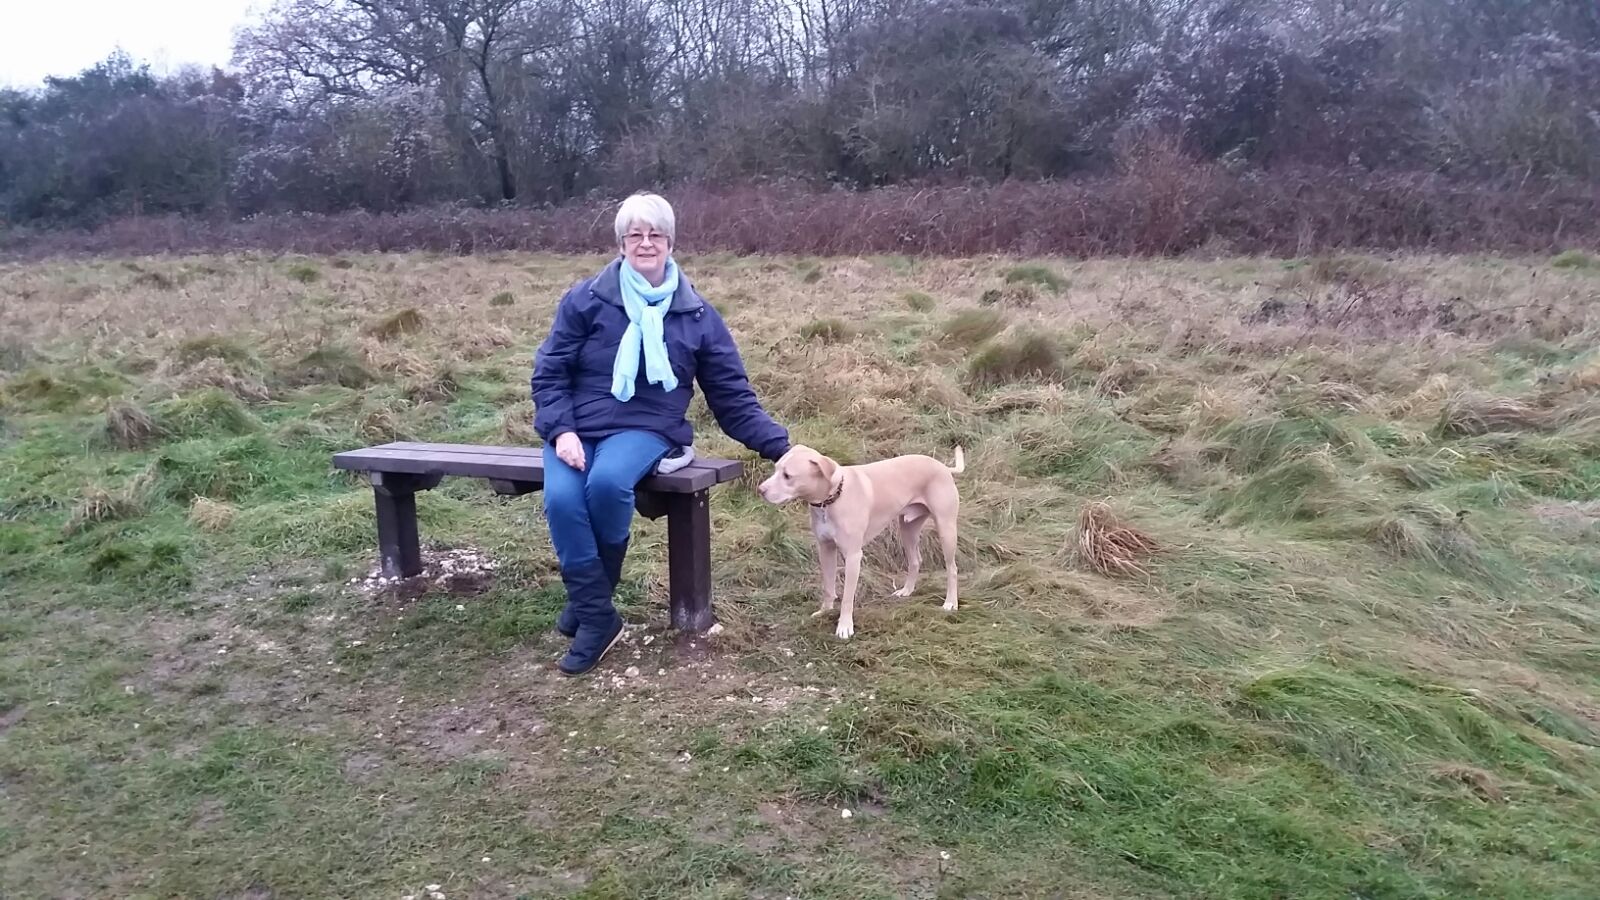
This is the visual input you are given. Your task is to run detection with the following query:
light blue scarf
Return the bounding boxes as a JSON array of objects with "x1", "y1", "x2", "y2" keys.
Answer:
[{"x1": 611, "y1": 257, "x2": 681, "y2": 402}]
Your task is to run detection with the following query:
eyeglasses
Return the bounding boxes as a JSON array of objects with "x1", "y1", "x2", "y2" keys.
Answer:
[{"x1": 624, "y1": 231, "x2": 668, "y2": 247}]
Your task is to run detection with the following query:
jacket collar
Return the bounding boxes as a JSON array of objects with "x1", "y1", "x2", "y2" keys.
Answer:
[{"x1": 590, "y1": 257, "x2": 704, "y2": 313}]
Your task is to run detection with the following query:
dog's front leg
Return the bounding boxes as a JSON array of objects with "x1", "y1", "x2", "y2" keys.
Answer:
[
  {"x1": 813, "y1": 539, "x2": 839, "y2": 618},
  {"x1": 836, "y1": 549, "x2": 863, "y2": 640}
]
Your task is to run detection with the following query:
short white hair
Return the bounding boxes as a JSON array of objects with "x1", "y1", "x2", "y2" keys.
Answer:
[{"x1": 613, "y1": 192, "x2": 676, "y2": 247}]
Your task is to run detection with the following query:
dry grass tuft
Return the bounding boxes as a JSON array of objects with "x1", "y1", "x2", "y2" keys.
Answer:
[
  {"x1": 189, "y1": 497, "x2": 237, "y2": 531},
  {"x1": 798, "y1": 318, "x2": 854, "y2": 344},
  {"x1": 942, "y1": 309, "x2": 1007, "y2": 348},
  {"x1": 1093, "y1": 358, "x2": 1158, "y2": 398},
  {"x1": 368, "y1": 307, "x2": 426, "y2": 340},
  {"x1": 169, "y1": 357, "x2": 272, "y2": 403},
  {"x1": 967, "y1": 330, "x2": 1068, "y2": 389},
  {"x1": 403, "y1": 360, "x2": 462, "y2": 403},
  {"x1": 980, "y1": 284, "x2": 1039, "y2": 308},
  {"x1": 489, "y1": 291, "x2": 516, "y2": 307},
  {"x1": 104, "y1": 400, "x2": 162, "y2": 449},
  {"x1": 171, "y1": 335, "x2": 257, "y2": 371},
  {"x1": 499, "y1": 400, "x2": 536, "y2": 445},
  {"x1": 1072, "y1": 501, "x2": 1160, "y2": 577},
  {"x1": 902, "y1": 291, "x2": 936, "y2": 312},
  {"x1": 1429, "y1": 763, "x2": 1506, "y2": 802},
  {"x1": 288, "y1": 345, "x2": 375, "y2": 388},
  {"x1": 64, "y1": 485, "x2": 143, "y2": 535},
  {"x1": 357, "y1": 402, "x2": 412, "y2": 443},
  {"x1": 1313, "y1": 381, "x2": 1373, "y2": 412},
  {"x1": 1367, "y1": 502, "x2": 1482, "y2": 570},
  {"x1": 455, "y1": 324, "x2": 515, "y2": 360},
  {"x1": 1436, "y1": 392, "x2": 1549, "y2": 436}
]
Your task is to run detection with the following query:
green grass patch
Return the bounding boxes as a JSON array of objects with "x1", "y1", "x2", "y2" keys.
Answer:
[
  {"x1": 941, "y1": 309, "x2": 1006, "y2": 348},
  {"x1": 798, "y1": 318, "x2": 853, "y2": 344},
  {"x1": 967, "y1": 329, "x2": 1069, "y2": 388},
  {"x1": 1003, "y1": 264, "x2": 1067, "y2": 293},
  {"x1": 1551, "y1": 249, "x2": 1597, "y2": 270}
]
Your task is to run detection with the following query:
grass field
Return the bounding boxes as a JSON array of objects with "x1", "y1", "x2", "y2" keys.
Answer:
[{"x1": 2, "y1": 250, "x2": 1599, "y2": 899}]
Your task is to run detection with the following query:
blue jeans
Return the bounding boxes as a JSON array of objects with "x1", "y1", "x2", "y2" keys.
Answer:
[{"x1": 541, "y1": 430, "x2": 670, "y2": 571}]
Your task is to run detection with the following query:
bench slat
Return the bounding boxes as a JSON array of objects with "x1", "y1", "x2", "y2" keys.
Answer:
[
  {"x1": 332, "y1": 443, "x2": 740, "y2": 493},
  {"x1": 375, "y1": 442, "x2": 746, "y2": 481}
]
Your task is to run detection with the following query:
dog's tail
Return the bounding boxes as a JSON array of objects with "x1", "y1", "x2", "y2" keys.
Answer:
[{"x1": 949, "y1": 446, "x2": 965, "y2": 474}]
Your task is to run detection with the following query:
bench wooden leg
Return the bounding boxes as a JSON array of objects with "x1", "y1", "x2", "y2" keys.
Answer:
[
  {"x1": 371, "y1": 472, "x2": 441, "y2": 579},
  {"x1": 666, "y1": 489, "x2": 716, "y2": 632}
]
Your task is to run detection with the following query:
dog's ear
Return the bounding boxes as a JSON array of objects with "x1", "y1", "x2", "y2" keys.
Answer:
[{"x1": 808, "y1": 454, "x2": 838, "y2": 481}]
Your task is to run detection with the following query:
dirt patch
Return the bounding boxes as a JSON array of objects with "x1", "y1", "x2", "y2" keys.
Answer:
[
  {"x1": 351, "y1": 546, "x2": 500, "y2": 600},
  {"x1": 0, "y1": 704, "x2": 27, "y2": 733},
  {"x1": 341, "y1": 751, "x2": 386, "y2": 783},
  {"x1": 407, "y1": 702, "x2": 550, "y2": 761}
]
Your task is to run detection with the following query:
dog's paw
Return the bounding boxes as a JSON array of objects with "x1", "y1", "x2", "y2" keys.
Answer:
[
  {"x1": 942, "y1": 599, "x2": 958, "y2": 612},
  {"x1": 835, "y1": 619, "x2": 854, "y2": 640},
  {"x1": 891, "y1": 585, "x2": 914, "y2": 598},
  {"x1": 810, "y1": 606, "x2": 831, "y2": 618}
]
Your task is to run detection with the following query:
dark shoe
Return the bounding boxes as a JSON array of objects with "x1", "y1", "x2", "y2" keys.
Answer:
[
  {"x1": 555, "y1": 559, "x2": 624, "y2": 677},
  {"x1": 558, "y1": 613, "x2": 624, "y2": 677}
]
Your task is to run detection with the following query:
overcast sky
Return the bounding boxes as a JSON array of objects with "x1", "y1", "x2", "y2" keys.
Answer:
[{"x1": 0, "y1": 0, "x2": 263, "y2": 88}]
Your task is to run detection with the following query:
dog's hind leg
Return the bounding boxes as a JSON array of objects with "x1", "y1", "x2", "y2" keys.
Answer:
[
  {"x1": 891, "y1": 511, "x2": 929, "y2": 598},
  {"x1": 935, "y1": 507, "x2": 959, "y2": 612}
]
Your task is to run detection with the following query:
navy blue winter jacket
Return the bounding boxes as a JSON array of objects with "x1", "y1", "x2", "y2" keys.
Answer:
[{"x1": 530, "y1": 258, "x2": 791, "y2": 461}]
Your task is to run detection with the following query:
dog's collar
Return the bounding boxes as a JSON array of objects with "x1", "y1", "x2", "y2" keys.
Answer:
[{"x1": 810, "y1": 479, "x2": 844, "y2": 509}]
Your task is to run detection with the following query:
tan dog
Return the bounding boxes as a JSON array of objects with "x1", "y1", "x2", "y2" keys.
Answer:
[{"x1": 758, "y1": 445, "x2": 963, "y2": 639}]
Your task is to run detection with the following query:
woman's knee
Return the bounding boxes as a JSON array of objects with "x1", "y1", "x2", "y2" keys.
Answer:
[
  {"x1": 542, "y1": 473, "x2": 590, "y2": 525},
  {"x1": 583, "y1": 469, "x2": 634, "y2": 511}
]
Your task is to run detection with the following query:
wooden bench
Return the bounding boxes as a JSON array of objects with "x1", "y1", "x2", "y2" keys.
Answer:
[{"x1": 331, "y1": 441, "x2": 742, "y2": 632}]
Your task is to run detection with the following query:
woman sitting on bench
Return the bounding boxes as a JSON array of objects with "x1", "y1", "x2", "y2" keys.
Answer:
[{"x1": 530, "y1": 192, "x2": 791, "y2": 676}]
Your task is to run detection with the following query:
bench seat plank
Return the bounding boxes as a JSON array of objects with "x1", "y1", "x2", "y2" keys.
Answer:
[{"x1": 333, "y1": 442, "x2": 741, "y2": 493}]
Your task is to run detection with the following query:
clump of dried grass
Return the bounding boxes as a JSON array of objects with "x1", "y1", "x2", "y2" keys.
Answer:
[
  {"x1": 1072, "y1": 501, "x2": 1159, "y2": 577},
  {"x1": 172, "y1": 335, "x2": 258, "y2": 370},
  {"x1": 979, "y1": 284, "x2": 1038, "y2": 308},
  {"x1": 64, "y1": 484, "x2": 144, "y2": 535},
  {"x1": 367, "y1": 307, "x2": 425, "y2": 340},
  {"x1": 104, "y1": 400, "x2": 162, "y2": 449},
  {"x1": 403, "y1": 360, "x2": 462, "y2": 403},
  {"x1": 169, "y1": 357, "x2": 272, "y2": 403},
  {"x1": 189, "y1": 497, "x2": 237, "y2": 531},
  {"x1": 1435, "y1": 392, "x2": 1549, "y2": 437},
  {"x1": 941, "y1": 309, "x2": 1006, "y2": 348},
  {"x1": 499, "y1": 400, "x2": 535, "y2": 445},
  {"x1": 798, "y1": 318, "x2": 854, "y2": 344},
  {"x1": 456, "y1": 324, "x2": 515, "y2": 360},
  {"x1": 1429, "y1": 763, "x2": 1506, "y2": 803},
  {"x1": 288, "y1": 344, "x2": 375, "y2": 388},
  {"x1": 357, "y1": 402, "x2": 412, "y2": 443},
  {"x1": 1092, "y1": 358, "x2": 1158, "y2": 398}
]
